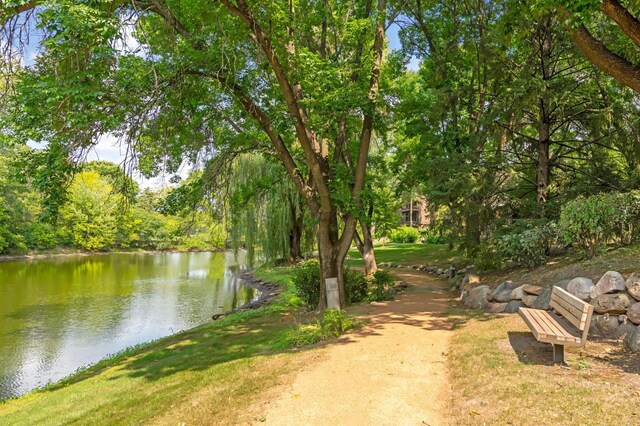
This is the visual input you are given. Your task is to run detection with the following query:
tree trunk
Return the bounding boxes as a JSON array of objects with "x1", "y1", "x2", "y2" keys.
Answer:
[
  {"x1": 288, "y1": 196, "x2": 304, "y2": 263},
  {"x1": 315, "y1": 208, "x2": 347, "y2": 310},
  {"x1": 536, "y1": 15, "x2": 552, "y2": 211},
  {"x1": 354, "y1": 221, "x2": 378, "y2": 277}
]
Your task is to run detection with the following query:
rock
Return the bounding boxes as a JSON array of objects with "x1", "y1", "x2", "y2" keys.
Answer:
[
  {"x1": 590, "y1": 271, "x2": 626, "y2": 299},
  {"x1": 627, "y1": 302, "x2": 640, "y2": 325},
  {"x1": 493, "y1": 280, "x2": 519, "y2": 303},
  {"x1": 510, "y1": 285, "x2": 525, "y2": 300},
  {"x1": 522, "y1": 295, "x2": 537, "y2": 307},
  {"x1": 522, "y1": 284, "x2": 544, "y2": 296},
  {"x1": 460, "y1": 273, "x2": 480, "y2": 291},
  {"x1": 487, "y1": 302, "x2": 507, "y2": 313},
  {"x1": 625, "y1": 326, "x2": 640, "y2": 352},
  {"x1": 504, "y1": 300, "x2": 525, "y2": 314},
  {"x1": 553, "y1": 279, "x2": 572, "y2": 290},
  {"x1": 566, "y1": 277, "x2": 594, "y2": 301},
  {"x1": 616, "y1": 320, "x2": 637, "y2": 340},
  {"x1": 486, "y1": 289, "x2": 495, "y2": 302},
  {"x1": 592, "y1": 293, "x2": 632, "y2": 314},
  {"x1": 626, "y1": 274, "x2": 640, "y2": 301},
  {"x1": 595, "y1": 313, "x2": 620, "y2": 335},
  {"x1": 532, "y1": 288, "x2": 552, "y2": 310},
  {"x1": 465, "y1": 285, "x2": 490, "y2": 310},
  {"x1": 589, "y1": 317, "x2": 602, "y2": 337}
]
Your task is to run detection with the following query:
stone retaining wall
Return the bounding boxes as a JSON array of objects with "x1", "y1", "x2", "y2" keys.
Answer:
[{"x1": 379, "y1": 262, "x2": 640, "y2": 353}]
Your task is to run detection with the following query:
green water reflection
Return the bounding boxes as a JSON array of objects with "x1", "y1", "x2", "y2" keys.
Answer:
[{"x1": 0, "y1": 251, "x2": 257, "y2": 399}]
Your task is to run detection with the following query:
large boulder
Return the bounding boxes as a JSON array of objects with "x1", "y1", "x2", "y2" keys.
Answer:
[
  {"x1": 460, "y1": 273, "x2": 481, "y2": 291},
  {"x1": 510, "y1": 285, "x2": 526, "y2": 301},
  {"x1": 553, "y1": 279, "x2": 572, "y2": 290},
  {"x1": 566, "y1": 277, "x2": 594, "y2": 301},
  {"x1": 504, "y1": 300, "x2": 525, "y2": 314},
  {"x1": 465, "y1": 285, "x2": 490, "y2": 310},
  {"x1": 595, "y1": 313, "x2": 620, "y2": 335},
  {"x1": 522, "y1": 284, "x2": 544, "y2": 296},
  {"x1": 627, "y1": 302, "x2": 640, "y2": 325},
  {"x1": 493, "y1": 280, "x2": 519, "y2": 302},
  {"x1": 522, "y1": 295, "x2": 537, "y2": 307},
  {"x1": 626, "y1": 274, "x2": 640, "y2": 301},
  {"x1": 591, "y1": 293, "x2": 632, "y2": 314},
  {"x1": 590, "y1": 271, "x2": 626, "y2": 299},
  {"x1": 487, "y1": 302, "x2": 507, "y2": 314},
  {"x1": 532, "y1": 287, "x2": 552, "y2": 310},
  {"x1": 616, "y1": 320, "x2": 637, "y2": 341},
  {"x1": 625, "y1": 326, "x2": 640, "y2": 352}
]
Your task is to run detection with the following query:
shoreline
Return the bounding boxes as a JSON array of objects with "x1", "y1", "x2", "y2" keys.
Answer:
[
  {"x1": 0, "y1": 267, "x2": 284, "y2": 402},
  {"x1": 212, "y1": 270, "x2": 283, "y2": 320},
  {"x1": 0, "y1": 248, "x2": 226, "y2": 262}
]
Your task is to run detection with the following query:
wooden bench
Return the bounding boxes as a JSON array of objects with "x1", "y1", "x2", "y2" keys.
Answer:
[{"x1": 518, "y1": 286, "x2": 594, "y2": 364}]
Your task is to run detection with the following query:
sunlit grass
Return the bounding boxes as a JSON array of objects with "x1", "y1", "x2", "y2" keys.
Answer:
[
  {"x1": 345, "y1": 243, "x2": 465, "y2": 268},
  {"x1": 0, "y1": 266, "x2": 314, "y2": 425}
]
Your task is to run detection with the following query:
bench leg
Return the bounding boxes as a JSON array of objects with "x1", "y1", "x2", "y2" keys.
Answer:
[{"x1": 552, "y1": 344, "x2": 565, "y2": 364}]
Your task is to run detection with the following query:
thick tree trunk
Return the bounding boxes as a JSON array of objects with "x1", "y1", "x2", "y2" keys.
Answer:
[{"x1": 315, "y1": 208, "x2": 347, "y2": 310}]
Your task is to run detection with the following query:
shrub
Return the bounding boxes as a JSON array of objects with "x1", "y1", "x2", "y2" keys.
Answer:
[
  {"x1": 388, "y1": 226, "x2": 420, "y2": 243},
  {"x1": 270, "y1": 308, "x2": 356, "y2": 349},
  {"x1": 420, "y1": 229, "x2": 447, "y2": 244},
  {"x1": 472, "y1": 241, "x2": 502, "y2": 272},
  {"x1": 291, "y1": 260, "x2": 321, "y2": 310},
  {"x1": 344, "y1": 268, "x2": 368, "y2": 304},
  {"x1": 560, "y1": 193, "x2": 620, "y2": 257},
  {"x1": 368, "y1": 269, "x2": 395, "y2": 301},
  {"x1": 496, "y1": 222, "x2": 558, "y2": 269}
]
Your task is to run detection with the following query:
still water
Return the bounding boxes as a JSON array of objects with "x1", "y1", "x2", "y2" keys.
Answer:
[{"x1": 0, "y1": 251, "x2": 258, "y2": 399}]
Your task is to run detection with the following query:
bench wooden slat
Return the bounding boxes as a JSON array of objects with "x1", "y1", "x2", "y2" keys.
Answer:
[
  {"x1": 551, "y1": 288, "x2": 586, "y2": 311},
  {"x1": 550, "y1": 287, "x2": 592, "y2": 331},
  {"x1": 530, "y1": 309, "x2": 576, "y2": 343},
  {"x1": 519, "y1": 308, "x2": 546, "y2": 340},
  {"x1": 552, "y1": 296, "x2": 588, "y2": 330},
  {"x1": 519, "y1": 308, "x2": 582, "y2": 345}
]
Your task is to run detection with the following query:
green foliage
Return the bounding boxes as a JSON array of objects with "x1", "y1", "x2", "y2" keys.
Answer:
[
  {"x1": 388, "y1": 226, "x2": 420, "y2": 243},
  {"x1": 344, "y1": 268, "x2": 368, "y2": 304},
  {"x1": 270, "y1": 309, "x2": 356, "y2": 350},
  {"x1": 560, "y1": 192, "x2": 640, "y2": 258},
  {"x1": 368, "y1": 269, "x2": 396, "y2": 302},
  {"x1": 291, "y1": 260, "x2": 322, "y2": 310},
  {"x1": 496, "y1": 222, "x2": 559, "y2": 269},
  {"x1": 420, "y1": 229, "x2": 448, "y2": 244}
]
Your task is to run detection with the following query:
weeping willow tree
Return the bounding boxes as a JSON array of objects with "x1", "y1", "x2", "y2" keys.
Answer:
[{"x1": 228, "y1": 154, "x2": 314, "y2": 266}]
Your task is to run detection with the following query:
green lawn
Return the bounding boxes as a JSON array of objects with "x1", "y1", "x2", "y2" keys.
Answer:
[
  {"x1": 0, "y1": 267, "x2": 315, "y2": 425},
  {"x1": 345, "y1": 243, "x2": 465, "y2": 268}
]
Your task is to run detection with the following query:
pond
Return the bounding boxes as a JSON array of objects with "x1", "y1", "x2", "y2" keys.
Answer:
[{"x1": 0, "y1": 251, "x2": 258, "y2": 399}]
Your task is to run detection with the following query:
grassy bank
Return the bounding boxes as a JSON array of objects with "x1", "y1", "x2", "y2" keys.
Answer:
[
  {"x1": 447, "y1": 304, "x2": 640, "y2": 425},
  {"x1": 0, "y1": 267, "x2": 319, "y2": 425},
  {"x1": 345, "y1": 243, "x2": 465, "y2": 268}
]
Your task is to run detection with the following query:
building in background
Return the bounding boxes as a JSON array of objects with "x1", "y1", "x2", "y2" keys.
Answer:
[{"x1": 398, "y1": 196, "x2": 431, "y2": 228}]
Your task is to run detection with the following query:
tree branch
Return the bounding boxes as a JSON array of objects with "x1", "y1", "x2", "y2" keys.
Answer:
[
  {"x1": 558, "y1": 6, "x2": 640, "y2": 93},
  {"x1": 600, "y1": 0, "x2": 640, "y2": 49}
]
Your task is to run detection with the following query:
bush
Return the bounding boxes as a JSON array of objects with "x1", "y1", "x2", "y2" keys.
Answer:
[
  {"x1": 496, "y1": 222, "x2": 558, "y2": 269},
  {"x1": 472, "y1": 242, "x2": 502, "y2": 272},
  {"x1": 270, "y1": 308, "x2": 356, "y2": 349},
  {"x1": 389, "y1": 226, "x2": 420, "y2": 243},
  {"x1": 420, "y1": 229, "x2": 447, "y2": 244},
  {"x1": 368, "y1": 269, "x2": 395, "y2": 301},
  {"x1": 344, "y1": 268, "x2": 368, "y2": 304},
  {"x1": 291, "y1": 260, "x2": 321, "y2": 310},
  {"x1": 559, "y1": 193, "x2": 630, "y2": 257}
]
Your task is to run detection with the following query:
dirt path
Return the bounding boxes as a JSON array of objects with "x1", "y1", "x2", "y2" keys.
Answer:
[{"x1": 254, "y1": 270, "x2": 452, "y2": 426}]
